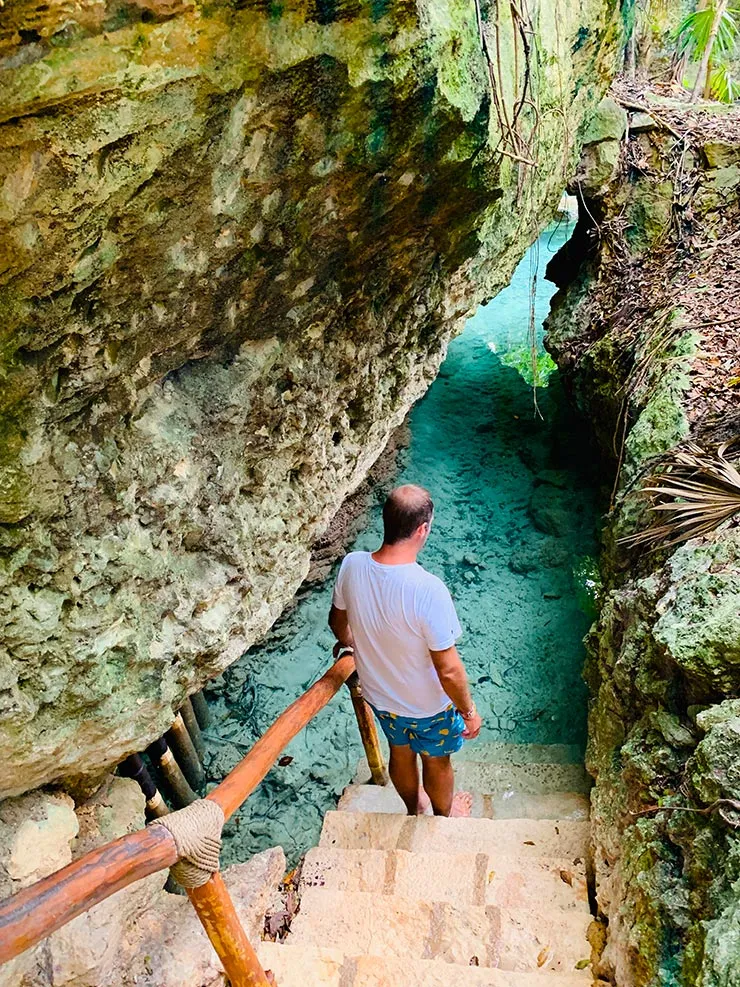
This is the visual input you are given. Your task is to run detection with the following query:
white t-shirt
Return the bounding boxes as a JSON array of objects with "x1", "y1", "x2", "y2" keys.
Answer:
[{"x1": 332, "y1": 551, "x2": 462, "y2": 717}]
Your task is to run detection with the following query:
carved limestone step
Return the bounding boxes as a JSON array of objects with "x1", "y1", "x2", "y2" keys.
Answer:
[
  {"x1": 299, "y1": 846, "x2": 590, "y2": 911},
  {"x1": 319, "y1": 812, "x2": 591, "y2": 860},
  {"x1": 257, "y1": 943, "x2": 592, "y2": 986},
  {"x1": 257, "y1": 942, "x2": 344, "y2": 986},
  {"x1": 352, "y1": 953, "x2": 593, "y2": 986},
  {"x1": 453, "y1": 761, "x2": 591, "y2": 797},
  {"x1": 454, "y1": 742, "x2": 585, "y2": 765},
  {"x1": 354, "y1": 744, "x2": 584, "y2": 784},
  {"x1": 337, "y1": 782, "x2": 590, "y2": 820},
  {"x1": 286, "y1": 888, "x2": 593, "y2": 973},
  {"x1": 353, "y1": 758, "x2": 591, "y2": 797}
]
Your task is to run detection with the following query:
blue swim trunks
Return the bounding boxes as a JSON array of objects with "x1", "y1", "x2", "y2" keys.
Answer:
[{"x1": 371, "y1": 704, "x2": 465, "y2": 756}]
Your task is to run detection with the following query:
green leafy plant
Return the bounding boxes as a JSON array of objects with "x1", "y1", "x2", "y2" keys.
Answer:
[
  {"x1": 710, "y1": 57, "x2": 740, "y2": 99},
  {"x1": 572, "y1": 556, "x2": 602, "y2": 619},
  {"x1": 499, "y1": 345, "x2": 557, "y2": 388},
  {"x1": 675, "y1": 1, "x2": 740, "y2": 101},
  {"x1": 620, "y1": 441, "x2": 740, "y2": 550}
]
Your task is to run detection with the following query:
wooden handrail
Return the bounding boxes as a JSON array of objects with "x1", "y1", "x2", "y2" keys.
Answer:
[
  {"x1": 0, "y1": 653, "x2": 357, "y2": 967},
  {"x1": 0, "y1": 826, "x2": 178, "y2": 964},
  {"x1": 209, "y1": 652, "x2": 355, "y2": 819}
]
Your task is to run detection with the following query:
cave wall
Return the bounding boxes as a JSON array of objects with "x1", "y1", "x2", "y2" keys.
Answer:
[
  {"x1": 546, "y1": 93, "x2": 740, "y2": 986},
  {"x1": 0, "y1": 0, "x2": 622, "y2": 797}
]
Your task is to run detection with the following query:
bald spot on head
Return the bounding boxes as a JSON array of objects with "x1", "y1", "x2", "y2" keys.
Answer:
[{"x1": 382, "y1": 484, "x2": 434, "y2": 544}]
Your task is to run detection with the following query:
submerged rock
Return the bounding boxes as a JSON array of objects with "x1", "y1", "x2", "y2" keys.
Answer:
[
  {"x1": 528, "y1": 485, "x2": 580, "y2": 538},
  {"x1": 508, "y1": 537, "x2": 570, "y2": 574}
]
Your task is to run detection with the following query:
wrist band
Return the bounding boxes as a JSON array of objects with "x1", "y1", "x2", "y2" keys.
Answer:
[{"x1": 458, "y1": 704, "x2": 476, "y2": 719}]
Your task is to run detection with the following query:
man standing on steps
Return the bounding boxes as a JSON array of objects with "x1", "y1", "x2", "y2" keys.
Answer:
[{"x1": 328, "y1": 484, "x2": 482, "y2": 817}]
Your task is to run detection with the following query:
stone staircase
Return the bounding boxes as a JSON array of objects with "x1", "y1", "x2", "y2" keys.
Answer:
[{"x1": 258, "y1": 743, "x2": 594, "y2": 986}]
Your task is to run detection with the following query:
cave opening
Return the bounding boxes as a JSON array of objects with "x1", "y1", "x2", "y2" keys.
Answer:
[{"x1": 203, "y1": 202, "x2": 602, "y2": 867}]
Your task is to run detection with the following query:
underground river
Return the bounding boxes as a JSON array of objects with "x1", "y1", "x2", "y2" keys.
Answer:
[{"x1": 203, "y1": 217, "x2": 601, "y2": 866}]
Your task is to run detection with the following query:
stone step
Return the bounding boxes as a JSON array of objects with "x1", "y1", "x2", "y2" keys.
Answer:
[
  {"x1": 300, "y1": 846, "x2": 590, "y2": 911},
  {"x1": 257, "y1": 942, "x2": 344, "y2": 986},
  {"x1": 338, "y1": 783, "x2": 590, "y2": 820},
  {"x1": 287, "y1": 888, "x2": 593, "y2": 973},
  {"x1": 455, "y1": 743, "x2": 585, "y2": 765},
  {"x1": 353, "y1": 758, "x2": 591, "y2": 797},
  {"x1": 454, "y1": 761, "x2": 591, "y2": 797},
  {"x1": 352, "y1": 954, "x2": 592, "y2": 986},
  {"x1": 257, "y1": 943, "x2": 592, "y2": 986},
  {"x1": 319, "y1": 812, "x2": 591, "y2": 860},
  {"x1": 354, "y1": 743, "x2": 584, "y2": 784}
]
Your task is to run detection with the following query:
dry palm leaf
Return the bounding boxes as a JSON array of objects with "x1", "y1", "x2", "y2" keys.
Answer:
[{"x1": 619, "y1": 441, "x2": 740, "y2": 550}]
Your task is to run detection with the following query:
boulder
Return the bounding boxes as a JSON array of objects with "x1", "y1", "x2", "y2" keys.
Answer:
[
  {"x1": 630, "y1": 111, "x2": 657, "y2": 133},
  {"x1": 702, "y1": 139, "x2": 740, "y2": 169},
  {"x1": 572, "y1": 139, "x2": 621, "y2": 197},
  {"x1": 582, "y1": 96, "x2": 628, "y2": 144},
  {"x1": 0, "y1": 791, "x2": 78, "y2": 892}
]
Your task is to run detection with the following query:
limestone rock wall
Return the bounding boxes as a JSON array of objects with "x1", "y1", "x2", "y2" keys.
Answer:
[
  {"x1": 0, "y1": 0, "x2": 621, "y2": 796},
  {"x1": 546, "y1": 91, "x2": 740, "y2": 986}
]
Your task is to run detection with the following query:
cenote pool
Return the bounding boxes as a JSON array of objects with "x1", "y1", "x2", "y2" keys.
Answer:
[{"x1": 204, "y1": 217, "x2": 601, "y2": 866}]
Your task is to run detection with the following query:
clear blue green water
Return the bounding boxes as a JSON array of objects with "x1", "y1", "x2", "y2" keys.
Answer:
[{"x1": 204, "y1": 219, "x2": 600, "y2": 865}]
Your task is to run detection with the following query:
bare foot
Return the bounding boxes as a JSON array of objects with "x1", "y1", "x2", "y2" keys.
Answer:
[
  {"x1": 417, "y1": 787, "x2": 432, "y2": 815},
  {"x1": 449, "y1": 791, "x2": 473, "y2": 818}
]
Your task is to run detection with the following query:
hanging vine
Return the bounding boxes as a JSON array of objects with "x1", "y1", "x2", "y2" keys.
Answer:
[{"x1": 472, "y1": 0, "x2": 538, "y2": 166}]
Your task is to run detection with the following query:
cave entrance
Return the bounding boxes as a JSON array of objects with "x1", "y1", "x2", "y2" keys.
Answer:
[{"x1": 205, "y1": 204, "x2": 600, "y2": 866}]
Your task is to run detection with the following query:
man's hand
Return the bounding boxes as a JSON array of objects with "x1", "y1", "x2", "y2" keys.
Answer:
[
  {"x1": 329, "y1": 605, "x2": 355, "y2": 657},
  {"x1": 461, "y1": 709, "x2": 482, "y2": 740}
]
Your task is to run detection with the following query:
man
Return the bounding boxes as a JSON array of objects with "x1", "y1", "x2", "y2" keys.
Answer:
[{"x1": 329, "y1": 484, "x2": 482, "y2": 817}]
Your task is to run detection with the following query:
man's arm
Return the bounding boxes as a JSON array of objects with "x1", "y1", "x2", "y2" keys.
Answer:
[
  {"x1": 429, "y1": 645, "x2": 482, "y2": 739},
  {"x1": 329, "y1": 604, "x2": 355, "y2": 657}
]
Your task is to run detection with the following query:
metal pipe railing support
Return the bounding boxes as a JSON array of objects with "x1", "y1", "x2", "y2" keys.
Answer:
[
  {"x1": 118, "y1": 753, "x2": 169, "y2": 820},
  {"x1": 147, "y1": 737, "x2": 198, "y2": 808},
  {"x1": 180, "y1": 697, "x2": 207, "y2": 762},
  {"x1": 191, "y1": 689, "x2": 212, "y2": 729},
  {"x1": 166, "y1": 713, "x2": 206, "y2": 791}
]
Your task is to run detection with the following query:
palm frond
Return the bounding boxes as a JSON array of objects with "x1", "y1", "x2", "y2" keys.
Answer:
[
  {"x1": 619, "y1": 441, "x2": 740, "y2": 550},
  {"x1": 676, "y1": 8, "x2": 717, "y2": 55},
  {"x1": 710, "y1": 59, "x2": 740, "y2": 102},
  {"x1": 675, "y1": 5, "x2": 740, "y2": 56}
]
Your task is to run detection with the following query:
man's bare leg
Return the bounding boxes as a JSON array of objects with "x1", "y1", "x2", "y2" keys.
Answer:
[
  {"x1": 388, "y1": 743, "x2": 425, "y2": 815},
  {"x1": 420, "y1": 754, "x2": 472, "y2": 817}
]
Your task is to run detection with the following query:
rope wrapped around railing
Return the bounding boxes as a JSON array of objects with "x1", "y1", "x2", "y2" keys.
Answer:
[
  {"x1": 0, "y1": 651, "x2": 382, "y2": 985},
  {"x1": 152, "y1": 800, "x2": 225, "y2": 888}
]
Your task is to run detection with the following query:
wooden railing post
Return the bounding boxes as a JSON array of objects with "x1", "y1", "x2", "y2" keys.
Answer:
[
  {"x1": 187, "y1": 874, "x2": 273, "y2": 986},
  {"x1": 346, "y1": 671, "x2": 389, "y2": 786}
]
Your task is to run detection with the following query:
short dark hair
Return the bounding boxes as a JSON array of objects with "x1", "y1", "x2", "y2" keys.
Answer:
[{"x1": 382, "y1": 485, "x2": 434, "y2": 545}]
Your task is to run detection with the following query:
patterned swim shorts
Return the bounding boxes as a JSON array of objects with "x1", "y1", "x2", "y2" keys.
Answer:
[{"x1": 371, "y1": 704, "x2": 465, "y2": 756}]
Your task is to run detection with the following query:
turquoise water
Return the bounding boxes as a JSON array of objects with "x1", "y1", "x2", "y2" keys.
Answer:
[{"x1": 204, "y1": 219, "x2": 600, "y2": 865}]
